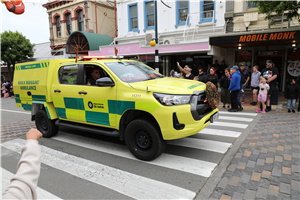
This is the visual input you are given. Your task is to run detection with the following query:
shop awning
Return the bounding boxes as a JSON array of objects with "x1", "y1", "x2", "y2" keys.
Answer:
[
  {"x1": 210, "y1": 28, "x2": 300, "y2": 48},
  {"x1": 66, "y1": 31, "x2": 113, "y2": 54}
]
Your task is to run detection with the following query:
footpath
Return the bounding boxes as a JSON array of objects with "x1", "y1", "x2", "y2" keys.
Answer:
[{"x1": 197, "y1": 91, "x2": 300, "y2": 200}]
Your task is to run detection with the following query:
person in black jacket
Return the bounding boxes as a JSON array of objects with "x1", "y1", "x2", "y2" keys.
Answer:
[
  {"x1": 206, "y1": 67, "x2": 218, "y2": 89},
  {"x1": 220, "y1": 68, "x2": 231, "y2": 108},
  {"x1": 197, "y1": 68, "x2": 207, "y2": 83},
  {"x1": 284, "y1": 78, "x2": 299, "y2": 113}
]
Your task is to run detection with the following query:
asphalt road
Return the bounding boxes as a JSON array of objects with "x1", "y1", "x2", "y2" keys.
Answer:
[
  {"x1": 1, "y1": 97, "x2": 31, "y2": 124},
  {"x1": 1, "y1": 98, "x2": 260, "y2": 199}
]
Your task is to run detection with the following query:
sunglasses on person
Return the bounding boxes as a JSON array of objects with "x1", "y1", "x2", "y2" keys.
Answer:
[{"x1": 266, "y1": 63, "x2": 271, "y2": 66}]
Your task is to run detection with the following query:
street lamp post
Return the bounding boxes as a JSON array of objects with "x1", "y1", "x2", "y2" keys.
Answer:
[
  {"x1": 154, "y1": 0, "x2": 159, "y2": 71},
  {"x1": 153, "y1": 0, "x2": 171, "y2": 72}
]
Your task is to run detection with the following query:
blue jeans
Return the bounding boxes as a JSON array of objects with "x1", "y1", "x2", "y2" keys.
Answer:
[
  {"x1": 287, "y1": 99, "x2": 296, "y2": 110},
  {"x1": 241, "y1": 84, "x2": 246, "y2": 102},
  {"x1": 237, "y1": 90, "x2": 242, "y2": 108}
]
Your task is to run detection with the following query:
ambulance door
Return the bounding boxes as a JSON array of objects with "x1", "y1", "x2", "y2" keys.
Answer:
[
  {"x1": 52, "y1": 64, "x2": 81, "y2": 122},
  {"x1": 75, "y1": 64, "x2": 117, "y2": 127}
]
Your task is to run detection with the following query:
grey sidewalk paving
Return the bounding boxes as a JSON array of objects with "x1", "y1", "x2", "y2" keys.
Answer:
[{"x1": 204, "y1": 112, "x2": 300, "y2": 200}]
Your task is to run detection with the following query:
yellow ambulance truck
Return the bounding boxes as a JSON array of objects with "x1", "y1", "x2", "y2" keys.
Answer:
[{"x1": 13, "y1": 57, "x2": 219, "y2": 161}]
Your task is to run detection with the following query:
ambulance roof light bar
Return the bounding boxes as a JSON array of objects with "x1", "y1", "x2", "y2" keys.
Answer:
[{"x1": 82, "y1": 56, "x2": 124, "y2": 60}]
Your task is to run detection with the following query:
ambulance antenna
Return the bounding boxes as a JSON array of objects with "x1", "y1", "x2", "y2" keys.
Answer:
[
  {"x1": 74, "y1": 45, "x2": 79, "y2": 63},
  {"x1": 114, "y1": 47, "x2": 118, "y2": 56}
]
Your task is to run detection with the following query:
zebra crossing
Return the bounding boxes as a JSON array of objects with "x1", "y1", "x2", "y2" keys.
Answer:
[{"x1": 1, "y1": 111, "x2": 258, "y2": 199}]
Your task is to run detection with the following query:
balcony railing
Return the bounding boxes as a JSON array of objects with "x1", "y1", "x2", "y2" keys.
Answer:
[{"x1": 183, "y1": 10, "x2": 221, "y2": 42}]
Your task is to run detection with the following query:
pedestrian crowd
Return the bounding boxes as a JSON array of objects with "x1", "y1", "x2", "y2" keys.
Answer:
[
  {"x1": 173, "y1": 59, "x2": 300, "y2": 113},
  {"x1": 1, "y1": 80, "x2": 13, "y2": 98}
]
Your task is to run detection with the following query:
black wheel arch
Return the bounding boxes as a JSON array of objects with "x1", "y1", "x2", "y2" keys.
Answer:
[
  {"x1": 31, "y1": 103, "x2": 46, "y2": 121},
  {"x1": 119, "y1": 110, "x2": 161, "y2": 141}
]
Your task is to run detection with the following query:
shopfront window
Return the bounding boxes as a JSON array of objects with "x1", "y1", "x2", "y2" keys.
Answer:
[
  {"x1": 256, "y1": 50, "x2": 285, "y2": 91},
  {"x1": 170, "y1": 54, "x2": 213, "y2": 76},
  {"x1": 235, "y1": 51, "x2": 252, "y2": 68}
]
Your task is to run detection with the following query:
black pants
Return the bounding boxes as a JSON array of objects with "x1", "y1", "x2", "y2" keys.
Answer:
[
  {"x1": 298, "y1": 95, "x2": 300, "y2": 110},
  {"x1": 230, "y1": 90, "x2": 239, "y2": 110}
]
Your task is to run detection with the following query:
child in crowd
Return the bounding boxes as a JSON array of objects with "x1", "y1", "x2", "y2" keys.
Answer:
[
  {"x1": 284, "y1": 78, "x2": 299, "y2": 113},
  {"x1": 256, "y1": 76, "x2": 269, "y2": 113},
  {"x1": 250, "y1": 65, "x2": 261, "y2": 106}
]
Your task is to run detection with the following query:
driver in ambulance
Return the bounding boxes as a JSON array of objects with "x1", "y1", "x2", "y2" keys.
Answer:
[{"x1": 87, "y1": 68, "x2": 100, "y2": 85}]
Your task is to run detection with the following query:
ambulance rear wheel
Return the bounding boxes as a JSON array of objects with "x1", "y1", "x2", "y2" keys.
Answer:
[
  {"x1": 35, "y1": 110, "x2": 58, "y2": 138},
  {"x1": 125, "y1": 119, "x2": 166, "y2": 161}
]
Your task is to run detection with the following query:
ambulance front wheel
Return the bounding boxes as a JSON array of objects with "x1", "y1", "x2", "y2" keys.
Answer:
[
  {"x1": 125, "y1": 119, "x2": 166, "y2": 161},
  {"x1": 35, "y1": 110, "x2": 59, "y2": 138}
]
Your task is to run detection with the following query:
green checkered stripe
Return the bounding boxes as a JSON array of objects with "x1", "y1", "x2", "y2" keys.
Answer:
[
  {"x1": 15, "y1": 94, "x2": 46, "y2": 111},
  {"x1": 55, "y1": 98, "x2": 135, "y2": 126}
]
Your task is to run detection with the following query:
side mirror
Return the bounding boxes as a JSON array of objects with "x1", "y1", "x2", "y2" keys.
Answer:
[{"x1": 96, "y1": 77, "x2": 115, "y2": 87}]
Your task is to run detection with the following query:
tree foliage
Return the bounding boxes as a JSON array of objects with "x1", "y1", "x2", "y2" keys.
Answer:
[
  {"x1": 1, "y1": 30, "x2": 34, "y2": 80},
  {"x1": 252, "y1": 1, "x2": 300, "y2": 25}
]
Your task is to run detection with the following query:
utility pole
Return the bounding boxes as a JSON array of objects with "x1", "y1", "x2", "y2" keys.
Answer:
[{"x1": 95, "y1": 1, "x2": 98, "y2": 33}]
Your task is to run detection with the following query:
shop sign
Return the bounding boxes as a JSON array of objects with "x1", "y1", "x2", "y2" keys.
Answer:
[
  {"x1": 236, "y1": 51, "x2": 251, "y2": 61},
  {"x1": 91, "y1": 43, "x2": 210, "y2": 56},
  {"x1": 258, "y1": 50, "x2": 285, "y2": 55},
  {"x1": 239, "y1": 31, "x2": 296, "y2": 43},
  {"x1": 210, "y1": 30, "x2": 300, "y2": 45},
  {"x1": 287, "y1": 60, "x2": 300, "y2": 77}
]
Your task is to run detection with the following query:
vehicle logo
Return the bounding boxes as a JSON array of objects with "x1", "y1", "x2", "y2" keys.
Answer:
[{"x1": 88, "y1": 101, "x2": 93, "y2": 109}]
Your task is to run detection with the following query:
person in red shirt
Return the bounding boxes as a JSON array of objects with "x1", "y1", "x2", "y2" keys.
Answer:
[{"x1": 2, "y1": 0, "x2": 25, "y2": 15}]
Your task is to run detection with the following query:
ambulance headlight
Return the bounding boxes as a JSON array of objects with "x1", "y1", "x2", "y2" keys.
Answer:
[{"x1": 153, "y1": 93, "x2": 191, "y2": 106}]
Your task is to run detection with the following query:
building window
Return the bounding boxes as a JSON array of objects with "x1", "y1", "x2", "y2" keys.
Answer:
[
  {"x1": 77, "y1": 10, "x2": 84, "y2": 31},
  {"x1": 175, "y1": 1, "x2": 189, "y2": 28},
  {"x1": 66, "y1": 13, "x2": 72, "y2": 35},
  {"x1": 247, "y1": 1, "x2": 258, "y2": 9},
  {"x1": 56, "y1": 16, "x2": 61, "y2": 37},
  {"x1": 144, "y1": 1, "x2": 154, "y2": 31},
  {"x1": 128, "y1": 3, "x2": 139, "y2": 32},
  {"x1": 200, "y1": 0, "x2": 215, "y2": 24}
]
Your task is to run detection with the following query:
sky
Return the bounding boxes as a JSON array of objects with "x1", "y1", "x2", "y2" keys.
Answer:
[{"x1": 1, "y1": 0, "x2": 50, "y2": 44}]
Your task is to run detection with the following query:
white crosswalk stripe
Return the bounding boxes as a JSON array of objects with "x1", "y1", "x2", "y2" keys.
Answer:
[
  {"x1": 2, "y1": 138, "x2": 196, "y2": 200},
  {"x1": 1, "y1": 111, "x2": 258, "y2": 199},
  {"x1": 218, "y1": 116, "x2": 253, "y2": 122},
  {"x1": 198, "y1": 128, "x2": 242, "y2": 138},
  {"x1": 218, "y1": 111, "x2": 258, "y2": 116},
  {"x1": 1, "y1": 167, "x2": 62, "y2": 200},
  {"x1": 209, "y1": 121, "x2": 249, "y2": 129},
  {"x1": 52, "y1": 132, "x2": 217, "y2": 177},
  {"x1": 168, "y1": 137, "x2": 232, "y2": 153}
]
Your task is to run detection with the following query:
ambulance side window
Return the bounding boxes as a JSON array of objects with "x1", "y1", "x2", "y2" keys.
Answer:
[
  {"x1": 58, "y1": 65, "x2": 78, "y2": 84},
  {"x1": 85, "y1": 65, "x2": 109, "y2": 85}
]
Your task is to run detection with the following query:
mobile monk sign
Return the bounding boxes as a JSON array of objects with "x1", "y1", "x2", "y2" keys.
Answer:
[{"x1": 210, "y1": 30, "x2": 300, "y2": 46}]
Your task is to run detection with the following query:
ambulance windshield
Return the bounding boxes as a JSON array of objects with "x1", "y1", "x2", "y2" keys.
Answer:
[{"x1": 105, "y1": 62, "x2": 164, "y2": 83}]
